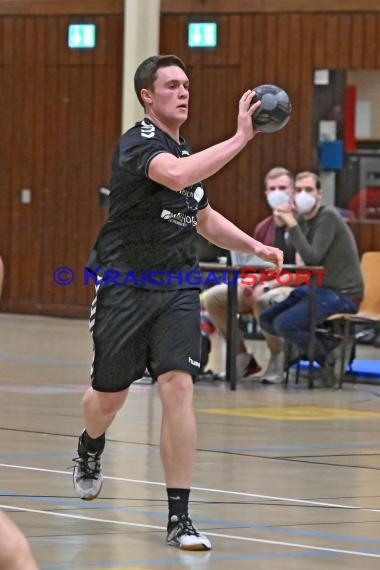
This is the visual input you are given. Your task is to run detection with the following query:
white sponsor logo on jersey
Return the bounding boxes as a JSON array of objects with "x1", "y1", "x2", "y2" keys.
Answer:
[
  {"x1": 141, "y1": 120, "x2": 155, "y2": 139},
  {"x1": 194, "y1": 186, "x2": 204, "y2": 202},
  {"x1": 161, "y1": 209, "x2": 197, "y2": 227},
  {"x1": 180, "y1": 188, "x2": 194, "y2": 199},
  {"x1": 180, "y1": 185, "x2": 204, "y2": 204}
]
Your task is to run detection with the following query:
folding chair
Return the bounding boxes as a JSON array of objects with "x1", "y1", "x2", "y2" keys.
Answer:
[{"x1": 326, "y1": 251, "x2": 380, "y2": 388}]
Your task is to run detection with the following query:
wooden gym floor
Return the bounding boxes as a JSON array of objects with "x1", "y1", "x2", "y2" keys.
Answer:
[{"x1": 0, "y1": 312, "x2": 380, "y2": 569}]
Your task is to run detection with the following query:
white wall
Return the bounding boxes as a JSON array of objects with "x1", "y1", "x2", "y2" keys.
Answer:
[
  {"x1": 122, "y1": 0, "x2": 161, "y2": 133},
  {"x1": 347, "y1": 70, "x2": 380, "y2": 140}
]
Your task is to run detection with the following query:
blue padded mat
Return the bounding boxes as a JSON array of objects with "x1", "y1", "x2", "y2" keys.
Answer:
[
  {"x1": 295, "y1": 359, "x2": 380, "y2": 378},
  {"x1": 348, "y1": 359, "x2": 380, "y2": 378}
]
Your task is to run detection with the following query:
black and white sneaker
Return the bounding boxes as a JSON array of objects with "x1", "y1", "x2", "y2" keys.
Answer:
[
  {"x1": 166, "y1": 514, "x2": 212, "y2": 551},
  {"x1": 72, "y1": 435, "x2": 103, "y2": 501}
]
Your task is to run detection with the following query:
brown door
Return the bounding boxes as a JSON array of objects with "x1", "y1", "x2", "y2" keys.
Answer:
[{"x1": 0, "y1": 15, "x2": 122, "y2": 316}]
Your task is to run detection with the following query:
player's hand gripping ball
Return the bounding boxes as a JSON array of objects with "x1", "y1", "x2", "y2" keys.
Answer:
[{"x1": 250, "y1": 84, "x2": 292, "y2": 133}]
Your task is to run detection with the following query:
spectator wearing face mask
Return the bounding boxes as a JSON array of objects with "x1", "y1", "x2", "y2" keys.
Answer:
[
  {"x1": 203, "y1": 167, "x2": 296, "y2": 384},
  {"x1": 260, "y1": 171, "x2": 364, "y2": 384}
]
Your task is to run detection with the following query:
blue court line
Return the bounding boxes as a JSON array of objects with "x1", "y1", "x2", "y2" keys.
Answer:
[
  {"x1": 210, "y1": 443, "x2": 380, "y2": 453},
  {"x1": 0, "y1": 452, "x2": 68, "y2": 459},
  {"x1": 0, "y1": 449, "x2": 159, "y2": 459},
  {"x1": 4, "y1": 492, "x2": 380, "y2": 547},
  {"x1": 0, "y1": 351, "x2": 88, "y2": 367},
  {"x1": 3, "y1": 444, "x2": 379, "y2": 459},
  {"x1": 39, "y1": 550, "x2": 339, "y2": 569},
  {"x1": 0, "y1": 442, "x2": 380, "y2": 459}
]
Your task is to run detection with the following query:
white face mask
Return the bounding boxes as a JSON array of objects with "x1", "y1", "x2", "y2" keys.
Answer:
[
  {"x1": 266, "y1": 189, "x2": 291, "y2": 210},
  {"x1": 295, "y1": 191, "x2": 317, "y2": 214}
]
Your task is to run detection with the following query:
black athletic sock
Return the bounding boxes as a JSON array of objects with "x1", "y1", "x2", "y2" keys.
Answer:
[
  {"x1": 167, "y1": 488, "x2": 190, "y2": 523},
  {"x1": 81, "y1": 430, "x2": 105, "y2": 455}
]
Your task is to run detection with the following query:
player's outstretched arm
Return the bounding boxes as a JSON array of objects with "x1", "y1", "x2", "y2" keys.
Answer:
[{"x1": 197, "y1": 206, "x2": 283, "y2": 272}]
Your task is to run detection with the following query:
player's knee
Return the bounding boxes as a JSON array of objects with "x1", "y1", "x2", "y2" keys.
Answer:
[
  {"x1": 99, "y1": 392, "x2": 126, "y2": 415},
  {"x1": 158, "y1": 371, "x2": 193, "y2": 404},
  {"x1": 84, "y1": 389, "x2": 127, "y2": 416}
]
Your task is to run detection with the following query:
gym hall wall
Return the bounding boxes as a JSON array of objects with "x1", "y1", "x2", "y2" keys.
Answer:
[
  {"x1": 0, "y1": 1, "x2": 123, "y2": 316},
  {"x1": 0, "y1": 0, "x2": 379, "y2": 316}
]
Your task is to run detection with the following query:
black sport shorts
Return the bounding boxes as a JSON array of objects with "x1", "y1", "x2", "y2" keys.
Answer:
[{"x1": 89, "y1": 285, "x2": 201, "y2": 391}]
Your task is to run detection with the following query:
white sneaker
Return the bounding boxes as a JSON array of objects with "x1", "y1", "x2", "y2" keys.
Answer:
[
  {"x1": 261, "y1": 352, "x2": 284, "y2": 384},
  {"x1": 167, "y1": 514, "x2": 212, "y2": 551}
]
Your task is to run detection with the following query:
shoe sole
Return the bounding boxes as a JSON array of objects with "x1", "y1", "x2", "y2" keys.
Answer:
[
  {"x1": 167, "y1": 540, "x2": 211, "y2": 551},
  {"x1": 82, "y1": 482, "x2": 103, "y2": 501},
  {"x1": 77, "y1": 480, "x2": 103, "y2": 501},
  {"x1": 180, "y1": 543, "x2": 211, "y2": 551}
]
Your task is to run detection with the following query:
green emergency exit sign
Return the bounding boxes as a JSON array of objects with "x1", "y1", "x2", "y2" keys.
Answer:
[
  {"x1": 68, "y1": 24, "x2": 96, "y2": 49},
  {"x1": 188, "y1": 23, "x2": 217, "y2": 48}
]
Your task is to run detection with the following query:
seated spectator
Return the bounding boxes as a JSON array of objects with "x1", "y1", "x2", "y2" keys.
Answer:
[
  {"x1": 260, "y1": 171, "x2": 364, "y2": 384},
  {"x1": 203, "y1": 167, "x2": 296, "y2": 382}
]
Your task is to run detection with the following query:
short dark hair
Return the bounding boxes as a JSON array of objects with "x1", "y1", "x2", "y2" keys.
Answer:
[
  {"x1": 296, "y1": 171, "x2": 321, "y2": 190},
  {"x1": 134, "y1": 54, "x2": 187, "y2": 108}
]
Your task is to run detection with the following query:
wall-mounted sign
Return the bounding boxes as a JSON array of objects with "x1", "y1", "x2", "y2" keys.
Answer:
[
  {"x1": 68, "y1": 24, "x2": 96, "y2": 49},
  {"x1": 188, "y1": 23, "x2": 217, "y2": 48}
]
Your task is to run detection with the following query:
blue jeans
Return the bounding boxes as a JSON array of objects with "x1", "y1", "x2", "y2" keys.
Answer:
[{"x1": 259, "y1": 285, "x2": 358, "y2": 365}]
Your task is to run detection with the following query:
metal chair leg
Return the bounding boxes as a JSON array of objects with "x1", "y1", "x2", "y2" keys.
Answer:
[
  {"x1": 295, "y1": 361, "x2": 300, "y2": 385},
  {"x1": 284, "y1": 341, "x2": 291, "y2": 386},
  {"x1": 338, "y1": 320, "x2": 350, "y2": 389}
]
